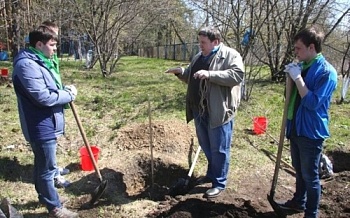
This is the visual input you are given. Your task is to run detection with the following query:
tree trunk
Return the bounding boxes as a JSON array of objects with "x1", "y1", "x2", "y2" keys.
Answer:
[{"x1": 4, "y1": 0, "x2": 12, "y2": 57}]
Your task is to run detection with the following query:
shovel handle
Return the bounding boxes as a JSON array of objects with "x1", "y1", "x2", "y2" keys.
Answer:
[
  {"x1": 69, "y1": 102, "x2": 103, "y2": 182},
  {"x1": 269, "y1": 77, "x2": 293, "y2": 198},
  {"x1": 188, "y1": 145, "x2": 201, "y2": 178}
]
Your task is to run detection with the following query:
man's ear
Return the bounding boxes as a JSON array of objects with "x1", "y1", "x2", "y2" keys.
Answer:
[
  {"x1": 213, "y1": 39, "x2": 220, "y2": 46},
  {"x1": 309, "y1": 43, "x2": 315, "y2": 52},
  {"x1": 36, "y1": 41, "x2": 43, "y2": 49}
]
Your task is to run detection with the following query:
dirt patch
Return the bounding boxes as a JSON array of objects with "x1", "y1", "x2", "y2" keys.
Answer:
[
  {"x1": 113, "y1": 120, "x2": 194, "y2": 153},
  {"x1": 68, "y1": 120, "x2": 350, "y2": 218},
  {"x1": 320, "y1": 172, "x2": 350, "y2": 218},
  {"x1": 2, "y1": 119, "x2": 350, "y2": 218}
]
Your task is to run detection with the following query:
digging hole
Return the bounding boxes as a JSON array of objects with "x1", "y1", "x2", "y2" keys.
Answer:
[{"x1": 124, "y1": 153, "x2": 199, "y2": 201}]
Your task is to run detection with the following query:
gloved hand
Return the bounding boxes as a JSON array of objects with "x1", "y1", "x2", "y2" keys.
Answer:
[
  {"x1": 64, "y1": 85, "x2": 77, "y2": 100},
  {"x1": 284, "y1": 62, "x2": 298, "y2": 72},
  {"x1": 284, "y1": 63, "x2": 302, "y2": 81}
]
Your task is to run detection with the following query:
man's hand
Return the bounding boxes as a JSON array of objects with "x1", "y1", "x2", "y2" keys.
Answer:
[
  {"x1": 165, "y1": 67, "x2": 181, "y2": 75},
  {"x1": 65, "y1": 85, "x2": 78, "y2": 100},
  {"x1": 284, "y1": 63, "x2": 301, "y2": 81},
  {"x1": 193, "y1": 70, "x2": 209, "y2": 80}
]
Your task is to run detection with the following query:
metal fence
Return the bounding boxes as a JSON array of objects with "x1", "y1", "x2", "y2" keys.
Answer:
[{"x1": 138, "y1": 42, "x2": 200, "y2": 61}]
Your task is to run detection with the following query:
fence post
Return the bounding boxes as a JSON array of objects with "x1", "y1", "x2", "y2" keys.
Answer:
[
  {"x1": 157, "y1": 45, "x2": 159, "y2": 59},
  {"x1": 138, "y1": 42, "x2": 199, "y2": 60},
  {"x1": 164, "y1": 45, "x2": 167, "y2": 59},
  {"x1": 182, "y1": 43, "x2": 186, "y2": 61}
]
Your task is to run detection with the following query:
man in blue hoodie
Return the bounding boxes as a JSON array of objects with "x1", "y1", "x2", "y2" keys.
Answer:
[
  {"x1": 279, "y1": 26, "x2": 337, "y2": 218},
  {"x1": 12, "y1": 25, "x2": 78, "y2": 217}
]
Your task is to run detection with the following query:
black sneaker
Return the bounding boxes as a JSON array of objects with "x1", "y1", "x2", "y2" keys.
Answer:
[
  {"x1": 278, "y1": 200, "x2": 305, "y2": 213},
  {"x1": 49, "y1": 207, "x2": 78, "y2": 218},
  {"x1": 204, "y1": 187, "x2": 223, "y2": 198}
]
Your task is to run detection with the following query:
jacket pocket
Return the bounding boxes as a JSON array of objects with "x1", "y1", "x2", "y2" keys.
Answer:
[{"x1": 52, "y1": 106, "x2": 65, "y2": 135}]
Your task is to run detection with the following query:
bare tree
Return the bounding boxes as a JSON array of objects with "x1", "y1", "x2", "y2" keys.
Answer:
[
  {"x1": 0, "y1": 0, "x2": 76, "y2": 58},
  {"x1": 187, "y1": 0, "x2": 350, "y2": 101},
  {"x1": 4, "y1": 0, "x2": 19, "y2": 58},
  {"x1": 69, "y1": 0, "x2": 165, "y2": 76},
  {"x1": 336, "y1": 29, "x2": 350, "y2": 103},
  {"x1": 122, "y1": 0, "x2": 197, "y2": 60}
]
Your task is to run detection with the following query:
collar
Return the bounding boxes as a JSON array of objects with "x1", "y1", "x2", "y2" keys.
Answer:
[
  {"x1": 302, "y1": 53, "x2": 322, "y2": 70},
  {"x1": 202, "y1": 44, "x2": 221, "y2": 59}
]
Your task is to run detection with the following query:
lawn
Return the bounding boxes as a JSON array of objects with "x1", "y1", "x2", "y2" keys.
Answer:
[{"x1": 0, "y1": 56, "x2": 349, "y2": 217}]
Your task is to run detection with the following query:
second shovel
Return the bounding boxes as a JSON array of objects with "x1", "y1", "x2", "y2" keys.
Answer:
[{"x1": 70, "y1": 102, "x2": 108, "y2": 206}]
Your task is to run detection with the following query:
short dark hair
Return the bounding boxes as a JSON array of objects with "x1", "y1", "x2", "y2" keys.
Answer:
[
  {"x1": 294, "y1": 25, "x2": 324, "y2": 53},
  {"x1": 41, "y1": 20, "x2": 58, "y2": 30},
  {"x1": 29, "y1": 25, "x2": 58, "y2": 47},
  {"x1": 198, "y1": 26, "x2": 221, "y2": 42}
]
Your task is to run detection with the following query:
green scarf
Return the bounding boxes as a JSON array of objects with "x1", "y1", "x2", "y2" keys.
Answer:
[
  {"x1": 29, "y1": 46, "x2": 62, "y2": 89},
  {"x1": 287, "y1": 53, "x2": 322, "y2": 120}
]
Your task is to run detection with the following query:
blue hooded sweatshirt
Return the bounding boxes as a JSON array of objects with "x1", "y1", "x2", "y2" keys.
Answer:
[{"x1": 12, "y1": 49, "x2": 74, "y2": 143}]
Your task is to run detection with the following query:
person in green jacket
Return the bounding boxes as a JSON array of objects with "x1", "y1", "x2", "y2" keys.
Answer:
[
  {"x1": 13, "y1": 22, "x2": 78, "y2": 218},
  {"x1": 40, "y1": 20, "x2": 72, "y2": 189}
]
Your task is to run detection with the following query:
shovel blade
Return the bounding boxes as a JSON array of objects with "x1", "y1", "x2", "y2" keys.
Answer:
[
  {"x1": 89, "y1": 180, "x2": 108, "y2": 206},
  {"x1": 267, "y1": 194, "x2": 287, "y2": 218},
  {"x1": 168, "y1": 178, "x2": 190, "y2": 196}
]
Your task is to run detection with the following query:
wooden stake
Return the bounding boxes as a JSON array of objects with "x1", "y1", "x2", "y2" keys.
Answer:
[{"x1": 148, "y1": 95, "x2": 154, "y2": 187}]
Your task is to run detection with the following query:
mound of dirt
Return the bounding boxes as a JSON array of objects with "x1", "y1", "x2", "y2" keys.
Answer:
[{"x1": 113, "y1": 120, "x2": 195, "y2": 153}]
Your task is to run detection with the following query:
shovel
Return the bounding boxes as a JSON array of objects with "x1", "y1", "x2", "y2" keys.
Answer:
[
  {"x1": 267, "y1": 77, "x2": 292, "y2": 217},
  {"x1": 69, "y1": 102, "x2": 108, "y2": 206},
  {"x1": 168, "y1": 142, "x2": 201, "y2": 196}
]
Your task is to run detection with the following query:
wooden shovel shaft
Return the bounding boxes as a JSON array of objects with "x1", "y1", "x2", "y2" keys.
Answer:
[
  {"x1": 69, "y1": 102, "x2": 103, "y2": 182},
  {"x1": 269, "y1": 77, "x2": 293, "y2": 198},
  {"x1": 188, "y1": 144, "x2": 201, "y2": 178}
]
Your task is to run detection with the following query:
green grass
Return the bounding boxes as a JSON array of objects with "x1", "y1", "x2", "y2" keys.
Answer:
[
  {"x1": 1, "y1": 55, "x2": 349, "y2": 154},
  {"x1": 1, "y1": 56, "x2": 349, "y2": 216},
  {"x1": 1, "y1": 55, "x2": 349, "y2": 151}
]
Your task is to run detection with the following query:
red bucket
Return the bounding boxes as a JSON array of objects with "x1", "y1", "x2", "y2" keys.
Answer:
[
  {"x1": 253, "y1": 116, "x2": 268, "y2": 134},
  {"x1": 1, "y1": 68, "x2": 9, "y2": 77},
  {"x1": 79, "y1": 146, "x2": 100, "y2": 171}
]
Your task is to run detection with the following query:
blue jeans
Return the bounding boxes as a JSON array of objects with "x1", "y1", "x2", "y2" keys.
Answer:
[
  {"x1": 193, "y1": 112, "x2": 233, "y2": 189},
  {"x1": 290, "y1": 136, "x2": 323, "y2": 218},
  {"x1": 30, "y1": 140, "x2": 61, "y2": 212}
]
